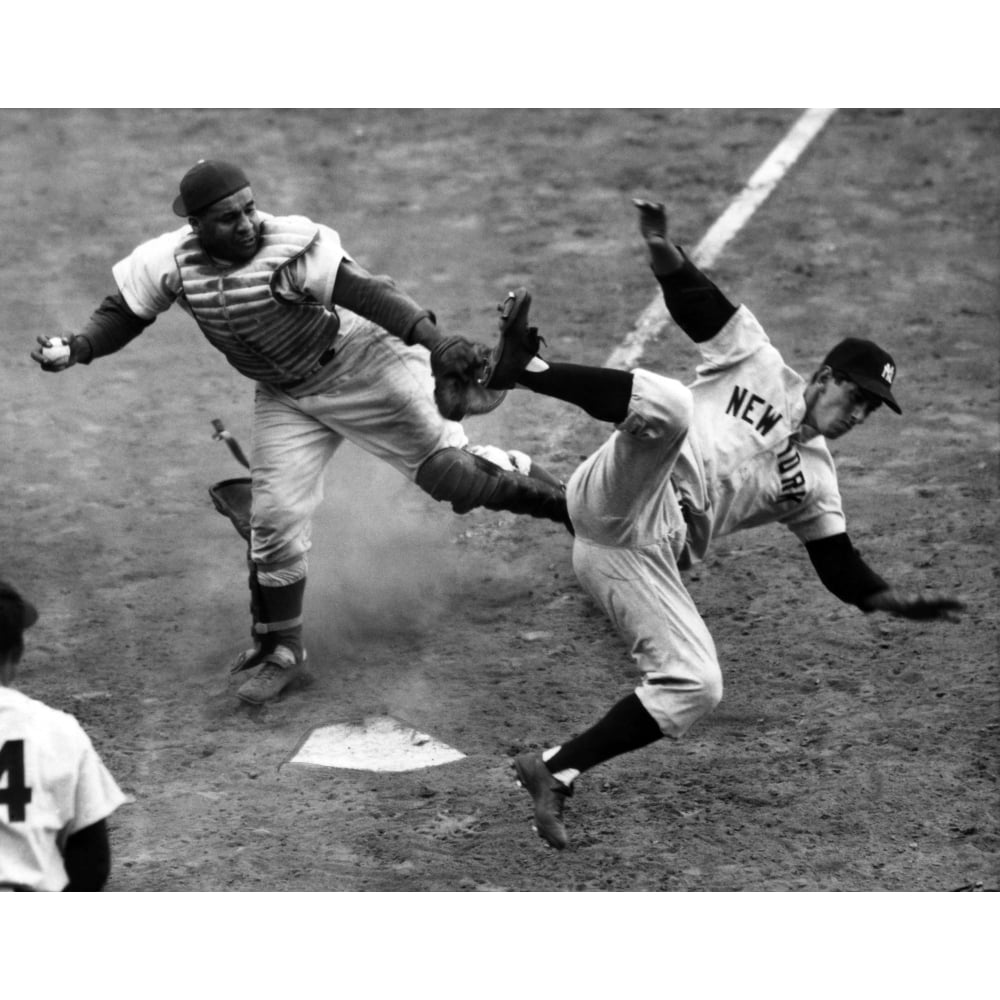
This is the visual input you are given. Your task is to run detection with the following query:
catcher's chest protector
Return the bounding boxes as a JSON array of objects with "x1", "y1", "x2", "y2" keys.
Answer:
[{"x1": 175, "y1": 216, "x2": 339, "y2": 384}]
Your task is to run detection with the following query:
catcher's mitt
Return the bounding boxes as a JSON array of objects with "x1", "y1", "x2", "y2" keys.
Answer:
[{"x1": 430, "y1": 335, "x2": 507, "y2": 421}]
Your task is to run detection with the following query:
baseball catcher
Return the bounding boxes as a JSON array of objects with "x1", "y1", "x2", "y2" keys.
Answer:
[{"x1": 31, "y1": 158, "x2": 570, "y2": 707}]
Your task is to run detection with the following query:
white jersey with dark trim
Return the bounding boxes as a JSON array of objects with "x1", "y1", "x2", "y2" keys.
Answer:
[
  {"x1": 671, "y1": 304, "x2": 846, "y2": 563},
  {"x1": 0, "y1": 686, "x2": 126, "y2": 891},
  {"x1": 111, "y1": 212, "x2": 349, "y2": 321}
]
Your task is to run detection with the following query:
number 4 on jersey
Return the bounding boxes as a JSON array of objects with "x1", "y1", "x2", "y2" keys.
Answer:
[{"x1": 0, "y1": 740, "x2": 32, "y2": 822}]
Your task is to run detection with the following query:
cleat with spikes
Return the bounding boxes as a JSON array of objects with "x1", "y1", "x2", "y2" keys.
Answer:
[
  {"x1": 512, "y1": 751, "x2": 572, "y2": 850},
  {"x1": 482, "y1": 287, "x2": 543, "y2": 390}
]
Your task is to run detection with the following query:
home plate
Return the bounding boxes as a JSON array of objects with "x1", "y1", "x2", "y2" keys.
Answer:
[{"x1": 286, "y1": 715, "x2": 466, "y2": 772}]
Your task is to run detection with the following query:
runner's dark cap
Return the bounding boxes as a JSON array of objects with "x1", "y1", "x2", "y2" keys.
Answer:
[
  {"x1": 823, "y1": 337, "x2": 901, "y2": 414},
  {"x1": 0, "y1": 580, "x2": 38, "y2": 640},
  {"x1": 172, "y1": 160, "x2": 250, "y2": 217}
]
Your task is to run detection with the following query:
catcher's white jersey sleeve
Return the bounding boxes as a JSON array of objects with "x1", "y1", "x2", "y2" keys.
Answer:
[
  {"x1": 112, "y1": 214, "x2": 349, "y2": 320},
  {"x1": 0, "y1": 687, "x2": 127, "y2": 891}
]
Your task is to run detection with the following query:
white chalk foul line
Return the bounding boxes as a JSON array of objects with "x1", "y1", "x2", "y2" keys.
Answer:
[{"x1": 605, "y1": 108, "x2": 837, "y2": 370}]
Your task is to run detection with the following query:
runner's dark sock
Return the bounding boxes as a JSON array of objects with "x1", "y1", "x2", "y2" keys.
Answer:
[
  {"x1": 545, "y1": 693, "x2": 664, "y2": 776},
  {"x1": 517, "y1": 362, "x2": 633, "y2": 424}
]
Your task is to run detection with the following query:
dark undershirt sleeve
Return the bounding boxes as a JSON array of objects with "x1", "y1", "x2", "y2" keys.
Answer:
[
  {"x1": 654, "y1": 249, "x2": 738, "y2": 343},
  {"x1": 62, "y1": 819, "x2": 111, "y2": 891},
  {"x1": 73, "y1": 292, "x2": 155, "y2": 363},
  {"x1": 805, "y1": 532, "x2": 890, "y2": 608},
  {"x1": 331, "y1": 259, "x2": 434, "y2": 345}
]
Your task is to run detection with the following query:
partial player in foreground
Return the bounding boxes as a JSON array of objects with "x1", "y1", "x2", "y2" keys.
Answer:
[
  {"x1": 0, "y1": 580, "x2": 127, "y2": 890},
  {"x1": 31, "y1": 159, "x2": 568, "y2": 707},
  {"x1": 486, "y1": 199, "x2": 963, "y2": 849}
]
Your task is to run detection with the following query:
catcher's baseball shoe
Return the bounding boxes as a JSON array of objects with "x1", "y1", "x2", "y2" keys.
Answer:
[
  {"x1": 482, "y1": 287, "x2": 543, "y2": 390},
  {"x1": 237, "y1": 645, "x2": 306, "y2": 705},
  {"x1": 513, "y1": 751, "x2": 572, "y2": 850}
]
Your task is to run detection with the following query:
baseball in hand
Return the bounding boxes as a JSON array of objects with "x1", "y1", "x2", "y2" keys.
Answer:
[{"x1": 42, "y1": 337, "x2": 71, "y2": 363}]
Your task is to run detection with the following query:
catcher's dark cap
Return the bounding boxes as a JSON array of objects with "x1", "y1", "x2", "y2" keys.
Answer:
[
  {"x1": 0, "y1": 580, "x2": 38, "y2": 641},
  {"x1": 172, "y1": 159, "x2": 250, "y2": 218},
  {"x1": 823, "y1": 337, "x2": 901, "y2": 414}
]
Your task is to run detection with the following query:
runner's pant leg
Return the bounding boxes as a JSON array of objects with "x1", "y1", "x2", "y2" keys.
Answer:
[
  {"x1": 567, "y1": 368, "x2": 722, "y2": 737},
  {"x1": 572, "y1": 540, "x2": 723, "y2": 738},
  {"x1": 567, "y1": 369, "x2": 692, "y2": 546}
]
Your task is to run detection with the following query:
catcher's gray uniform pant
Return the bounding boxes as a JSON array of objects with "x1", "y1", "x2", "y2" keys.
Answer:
[
  {"x1": 249, "y1": 324, "x2": 467, "y2": 570},
  {"x1": 566, "y1": 369, "x2": 722, "y2": 738}
]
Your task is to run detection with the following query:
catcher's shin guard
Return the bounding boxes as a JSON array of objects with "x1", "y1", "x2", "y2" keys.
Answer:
[
  {"x1": 232, "y1": 566, "x2": 306, "y2": 673},
  {"x1": 416, "y1": 447, "x2": 570, "y2": 527}
]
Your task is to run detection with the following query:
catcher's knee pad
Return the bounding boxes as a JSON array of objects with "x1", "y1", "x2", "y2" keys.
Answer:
[{"x1": 416, "y1": 447, "x2": 570, "y2": 526}]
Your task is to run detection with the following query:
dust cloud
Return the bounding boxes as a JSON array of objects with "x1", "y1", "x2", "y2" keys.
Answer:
[{"x1": 302, "y1": 444, "x2": 465, "y2": 652}]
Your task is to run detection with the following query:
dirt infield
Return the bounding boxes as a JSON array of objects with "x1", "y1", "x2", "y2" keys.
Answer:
[{"x1": 2, "y1": 109, "x2": 997, "y2": 891}]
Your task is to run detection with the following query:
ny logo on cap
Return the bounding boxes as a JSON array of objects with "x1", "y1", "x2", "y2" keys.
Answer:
[{"x1": 881, "y1": 362, "x2": 895, "y2": 384}]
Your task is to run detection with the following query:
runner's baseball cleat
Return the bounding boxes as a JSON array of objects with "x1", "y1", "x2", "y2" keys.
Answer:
[
  {"x1": 482, "y1": 287, "x2": 543, "y2": 390},
  {"x1": 513, "y1": 751, "x2": 572, "y2": 850}
]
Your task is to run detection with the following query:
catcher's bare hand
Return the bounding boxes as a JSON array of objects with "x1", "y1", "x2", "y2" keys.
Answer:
[
  {"x1": 429, "y1": 335, "x2": 505, "y2": 421},
  {"x1": 31, "y1": 335, "x2": 78, "y2": 372},
  {"x1": 863, "y1": 588, "x2": 965, "y2": 622}
]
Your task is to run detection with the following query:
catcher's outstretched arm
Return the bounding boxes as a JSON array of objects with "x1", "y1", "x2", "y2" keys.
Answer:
[
  {"x1": 330, "y1": 259, "x2": 435, "y2": 347},
  {"x1": 31, "y1": 293, "x2": 152, "y2": 372}
]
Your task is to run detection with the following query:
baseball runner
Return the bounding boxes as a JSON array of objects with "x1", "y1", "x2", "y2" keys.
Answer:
[
  {"x1": 0, "y1": 580, "x2": 127, "y2": 890},
  {"x1": 30, "y1": 159, "x2": 569, "y2": 707},
  {"x1": 484, "y1": 199, "x2": 963, "y2": 849}
]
